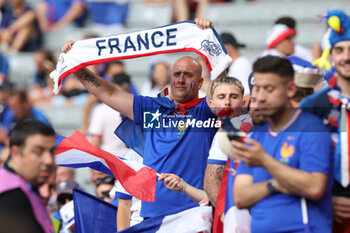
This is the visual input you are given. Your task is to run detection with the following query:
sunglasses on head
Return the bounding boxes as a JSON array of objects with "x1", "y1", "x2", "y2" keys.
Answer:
[{"x1": 96, "y1": 176, "x2": 115, "y2": 187}]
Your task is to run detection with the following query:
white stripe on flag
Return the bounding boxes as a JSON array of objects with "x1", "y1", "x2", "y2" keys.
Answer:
[
  {"x1": 55, "y1": 148, "x2": 110, "y2": 169},
  {"x1": 156, "y1": 206, "x2": 212, "y2": 233}
]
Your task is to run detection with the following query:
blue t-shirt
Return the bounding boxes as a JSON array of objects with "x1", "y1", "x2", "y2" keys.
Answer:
[
  {"x1": 0, "y1": 5, "x2": 42, "y2": 51},
  {"x1": 237, "y1": 110, "x2": 333, "y2": 233},
  {"x1": 2, "y1": 107, "x2": 51, "y2": 136},
  {"x1": 44, "y1": 0, "x2": 85, "y2": 27},
  {"x1": 88, "y1": 2, "x2": 128, "y2": 25},
  {"x1": 133, "y1": 96, "x2": 217, "y2": 217}
]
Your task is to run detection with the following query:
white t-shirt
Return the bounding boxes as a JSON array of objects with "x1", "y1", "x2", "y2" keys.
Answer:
[
  {"x1": 88, "y1": 103, "x2": 128, "y2": 156},
  {"x1": 227, "y1": 56, "x2": 252, "y2": 95},
  {"x1": 114, "y1": 149, "x2": 143, "y2": 226},
  {"x1": 208, "y1": 114, "x2": 252, "y2": 165},
  {"x1": 294, "y1": 43, "x2": 313, "y2": 63},
  {"x1": 261, "y1": 49, "x2": 286, "y2": 58},
  {"x1": 261, "y1": 44, "x2": 313, "y2": 62}
]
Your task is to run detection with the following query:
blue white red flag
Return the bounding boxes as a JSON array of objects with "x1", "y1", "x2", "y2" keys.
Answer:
[
  {"x1": 119, "y1": 204, "x2": 212, "y2": 233},
  {"x1": 73, "y1": 188, "x2": 117, "y2": 233},
  {"x1": 55, "y1": 130, "x2": 157, "y2": 202},
  {"x1": 213, "y1": 159, "x2": 251, "y2": 233}
]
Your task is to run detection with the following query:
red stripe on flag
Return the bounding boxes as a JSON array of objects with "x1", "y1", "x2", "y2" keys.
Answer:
[
  {"x1": 56, "y1": 131, "x2": 156, "y2": 202},
  {"x1": 346, "y1": 110, "x2": 350, "y2": 181},
  {"x1": 212, "y1": 159, "x2": 230, "y2": 233}
]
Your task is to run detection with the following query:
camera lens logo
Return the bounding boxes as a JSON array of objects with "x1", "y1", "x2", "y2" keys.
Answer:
[{"x1": 144, "y1": 110, "x2": 162, "y2": 129}]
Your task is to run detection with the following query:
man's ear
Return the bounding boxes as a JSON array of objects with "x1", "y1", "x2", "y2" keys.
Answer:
[
  {"x1": 9, "y1": 145, "x2": 20, "y2": 161},
  {"x1": 198, "y1": 77, "x2": 204, "y2": 90},
  {"x1": 209, "y1": 99, "x2": 214, "y2": 108},
  {"x1": 286, "y1": 81, "x2": 297, "y2": 99}
]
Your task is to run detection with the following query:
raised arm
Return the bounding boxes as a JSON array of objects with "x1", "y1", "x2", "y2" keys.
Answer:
[{"x1": 62, "y1": 41, "x2": 134, "y2": 120}]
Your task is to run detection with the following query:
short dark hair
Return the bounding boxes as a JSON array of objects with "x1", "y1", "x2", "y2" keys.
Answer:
[
  {"x1": 9, "y1": 89, "x2": 28, "y2": 102},
  {"x1": 292, "y1": 87, "x2": 314, "y2": 103},
  {"x1": 112, "y1": 72, "x2": 131, "y2": 90},
  {"x1": 10, "y1": 120, "x2": 55, "y2": 148},
  {"x1": 253, "y1": 56, "x2": 294, "y2": 81},
  {"x1": 275, "y1": 16, "x2": 296, "y2": 29}
]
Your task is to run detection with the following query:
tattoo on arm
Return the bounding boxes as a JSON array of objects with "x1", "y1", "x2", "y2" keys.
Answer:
[
  {"x1": 204, "y1": 164, "x2": 225, "y2": 207},
  {"x1": 79, "y1": 72, "x2": 101, "y2": 87}
]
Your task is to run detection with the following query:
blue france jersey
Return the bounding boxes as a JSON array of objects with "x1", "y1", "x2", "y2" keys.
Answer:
[
  {"x1": 237, "y1": 110, "x2": 333, "y2": 233},
  {"x1": 133, "y1": 95, "x2": 218, "y2": 217}
]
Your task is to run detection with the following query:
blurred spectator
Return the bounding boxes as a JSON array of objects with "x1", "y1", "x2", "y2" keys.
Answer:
[
  {"x1": 29, "y1": 48, "x2": 56, "y2": 105},
  {"x1": 52, "y1": 179, "x2": 80, "y2": 232},
  {"x1": 0, "y1": 81, "x2": 9, "y2": 123},
  {"x1": 88, "y1": 72, "x2": 129, "y2": 155},
  {"x1": 90, "y1": 169, "x2": 108, "y2": 186},
  {"x1": 51, "y1": 75, "x2": 88, "y2": 106},
  {"x1": 56, "y1": 166, "x2": 76, "y2": 185},
  {"x1": 59, "y1": 200, "x2": 74, "y2": 233},
  {"x1": 38, "y1": 165, "x2": 60, "y2": 232},
  {"x1": 171, "y1": 0, "x2": 208, "y2": 22},
  {"x1": 88, "y1": 0, "x2": 129, "y2": 36},
  {"x1": 261, "y1": 24, "x2": 296, "y2": 57},
  {"x1": 0, "y1": 120, "x2": 56, "y2": 233},
  {"x1": 0, "y1": 0, "x2": 41, "y2": 52},
  {"x1": 0, "y1": 82, "x2": 9, "y2": 165},
  {"x1": 140, "y1": 59, "x2": 171, "y2": 97},
  {"x1": 0, "y1": 89, "x2": 51, "y2": 163},
  {"x1": 95, "y1": 176, "x2": 115, "y2": 203},
  {"x1": 39, "y1": 165, "x2": 57, "y2": 205},
  {"x1": 275, "y1": 16, "x2": 316, "y2": 62},
  {"x1": 0, "y1": 53, "x2": 9, "y2": 85},
  {"x1": 287, "y1": 56, "x2": 323, "y2": 107},
  {"x1": 37, "y1": 0, "x2": 86, "y2": 32},
  {"x1": 220, "y1": 32, "x2": 252, "y2": 96}
]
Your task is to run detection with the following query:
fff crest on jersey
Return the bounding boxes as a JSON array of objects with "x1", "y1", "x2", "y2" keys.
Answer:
[
  {"x1": 199, "y1": 40, "x2": 222, "y2": 57},
  {"x1": 280, "y1": 142, "x2": 295, "y2": 163}
]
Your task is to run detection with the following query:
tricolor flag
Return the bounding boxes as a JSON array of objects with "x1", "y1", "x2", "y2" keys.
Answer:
[
  {"x1": 73, "y1": 188, "x2": 117, "y2": 233},
  {"x1": 119, "y1": 204, "x2": 212, "y2": 233},
  {"x1": 55, "y1": 130, "x2": 157, "y2": 202},
  {"x1": 213, "y1": 159, "x2": 251, "y2": 233},
  {"x1": 157, "y1": 87, "x2": 170, "y2": 98}
]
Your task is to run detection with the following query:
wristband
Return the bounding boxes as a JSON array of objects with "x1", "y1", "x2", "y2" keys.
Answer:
[
  {"x1": 267, "y1": 179, "x2": 277, "y2": 194},
  {"x1": 180, "y1": 178, "x2": 186, "y2": 194}
]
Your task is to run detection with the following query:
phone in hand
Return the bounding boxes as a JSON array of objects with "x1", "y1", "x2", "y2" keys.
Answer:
[{"x1": 227, "y1": 131, "x2": 246, "y2": 142}]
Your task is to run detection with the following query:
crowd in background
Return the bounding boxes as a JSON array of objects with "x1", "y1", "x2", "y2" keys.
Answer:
[{"x1": 0, "y1": 0, "x2": 349, "y2": 233}]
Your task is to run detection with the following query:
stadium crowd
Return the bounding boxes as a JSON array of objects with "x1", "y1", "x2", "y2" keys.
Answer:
[{"x1": 0, "y1": 0, "x2": 349, "y2": 233}]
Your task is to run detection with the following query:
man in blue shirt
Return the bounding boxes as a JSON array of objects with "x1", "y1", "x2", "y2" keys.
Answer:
[
  {"x1": 233, "y1": 56, "x2": 333, "y2": 233},
  {"x1": 62, "y1": 18, "x2": 220, "y2": 217},
  {"x1": 0, "y1": 90, "x2": 50, "y2": 163}
]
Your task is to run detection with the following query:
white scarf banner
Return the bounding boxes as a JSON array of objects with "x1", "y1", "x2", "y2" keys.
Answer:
[{"x1": 50, "y1": 21, "x2": 232, "y2": 94}]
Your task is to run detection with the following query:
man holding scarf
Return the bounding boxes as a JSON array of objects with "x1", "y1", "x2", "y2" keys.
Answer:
[{"x1": 61, "y1": 19, "x2": 225, "y2": 218}]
